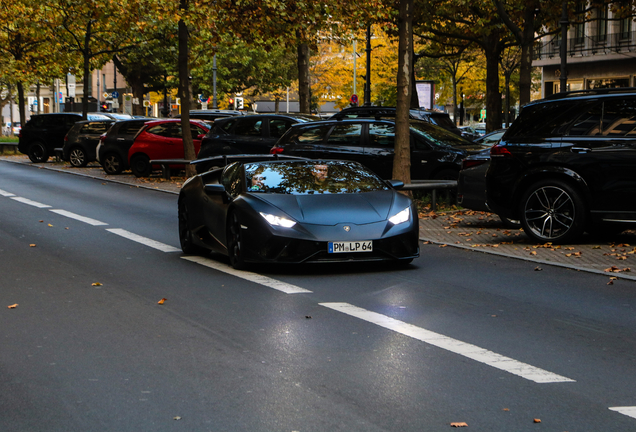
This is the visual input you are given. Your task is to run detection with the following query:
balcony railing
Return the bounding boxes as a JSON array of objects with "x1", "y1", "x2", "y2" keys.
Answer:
[{"x1": 533, "y1": 30, "x2": 636, "y2": 60}]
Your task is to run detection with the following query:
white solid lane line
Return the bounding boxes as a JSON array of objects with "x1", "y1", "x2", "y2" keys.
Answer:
[
  {"x1": 609, "y1": 407, "x2": 636, "y2": 419},
  {"x1": 0, "y1": 188, "x2": 16, "y2": 197},
  {"x1": 106, "y1": 228, "x2": 181, "y2": 253},
  {"x1": 320, "y1": 302, "x2": 576, "y2": 384},
  {"x1": 10, "y1": 197, "x2": 51, "y2": 208},
  {"x1": 181, "y1": 256, "x2": 312, "y2": 294},
  {"x1": 49, "y1": 209, "x2": 108, "y2": 226}
]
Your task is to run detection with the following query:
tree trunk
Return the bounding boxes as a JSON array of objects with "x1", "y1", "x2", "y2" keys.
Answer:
[
  {"x1": 178, "y1": 1, "x2": 196, "y2": 178},
  {"x1": 451, "y1": 76, "x2": 458, "y2": 126},
  {"x1": 484, "y1": 37, "x2": 503, "y2": 133},
  {"x1": 81, "y1": 20, "x2": 92, "y2": 120},
  {"x1": 297, "y1": 42, "x2": 310, "y2": 114},
  {"x1": 17, "y1": 82, "x2": 25, "y2": 128},
  {"x1": 393, "y1": 0, "x2": 413, "y2": 187}
]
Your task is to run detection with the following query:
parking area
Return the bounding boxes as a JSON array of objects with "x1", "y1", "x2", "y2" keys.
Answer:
[{"x1": 3, "y1": 153, "x2": 636, "y2": 283}]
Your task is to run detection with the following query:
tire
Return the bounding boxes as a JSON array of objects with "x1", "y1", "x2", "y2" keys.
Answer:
[
  {"x1": 28, "y1": 142, "x2": 49, "y2": 163},
  {"x1": 227, "y1": 211, "x2": 246, "y2": 270},
  {"x1": 102, "y1": 153, "x2": 124, "y2": 175},
  {"x1": 178, "y1": 200, "x2": 208, "y2": 255},
  {"x1": 519, "y1": 179, "x2": 586, "y2": 244},
  {"x1": 130, "y1": 154, "x2": 151, "y2": 178},
  {"x1": 69, "y1": 147, "x2": 87, "y2": 167}
]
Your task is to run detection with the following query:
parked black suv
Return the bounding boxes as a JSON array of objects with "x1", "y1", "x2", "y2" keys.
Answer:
[
  {"x1": 18, "y1": 113, "x2": 110, "y2": 162},
  {"x1": 62, "y1": 119, "x2": 115, "y2": 167},
  {"x1": 486, "y1": 89, "x2": 636, "y2": 243},
  {"x1": 96, "y1": 118, "x2": 152, "y2": 174},
  {"x1": 330, "y1": 106, "x2": 462, "y2": 136},
  {"x1": 270, "y1": 118, "x2": 488, "y2": 180},
  {"x1": 196, "y1": 114, "x2": 319, "y2": 161}
]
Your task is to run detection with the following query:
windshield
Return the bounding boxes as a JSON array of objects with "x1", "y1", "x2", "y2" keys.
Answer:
[
  {"x1": 409, "y1": 121, "x2": 469, "y2": 147},
  {"x1": 244, "y1": 160, "x2": 389, "y2": 195}
]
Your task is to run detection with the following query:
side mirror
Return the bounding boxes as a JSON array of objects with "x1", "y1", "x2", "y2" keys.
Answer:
[
  {"x1": 204, "y1": 183, "x2": 230, "y2": 203},
  {"x1": 204, "y1": 184, "x2": 226, "y2": 194},
  {"x1": 387, "y1": 179, "x2": 404, "y2": 189}
]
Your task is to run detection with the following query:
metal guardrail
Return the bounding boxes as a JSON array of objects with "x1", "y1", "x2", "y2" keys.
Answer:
[{"x1": 403, "y1": 180, "x2": 457, "y2": 211}]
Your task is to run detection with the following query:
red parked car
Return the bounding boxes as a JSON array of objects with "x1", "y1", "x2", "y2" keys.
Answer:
[{"x1": 128, "y1": 119, "x2": 211, "y2": 177}]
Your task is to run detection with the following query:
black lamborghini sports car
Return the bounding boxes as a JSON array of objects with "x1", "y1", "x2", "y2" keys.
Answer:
[{"x1": 178, "y1": 158, "x2": 419, "y2": 268}]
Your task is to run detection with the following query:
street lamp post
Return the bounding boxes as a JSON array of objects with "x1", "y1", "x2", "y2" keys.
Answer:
[
  {"x1": 212, "y1": 53, "x2": 218, "y2": 109},
  {"x1": 364, "y1": 25, "x2": 372, "y2": 106},
  {"x1": 559, "y1": 0, "x2": 569, "y2": 93}
]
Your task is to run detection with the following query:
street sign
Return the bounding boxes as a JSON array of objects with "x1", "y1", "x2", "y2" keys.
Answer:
[
  {"x1": 112, "y1": 91, "x2": 120, "y2": 99},
  {"x1": 103, "y1": 92, "x2": 109, "y2": 99},
  {"x1": 68, "y1": 83, "x2": 76, "y2": 97},
  {"x1": 350, "y1": 94, "x2": 359, "y2": 104}
]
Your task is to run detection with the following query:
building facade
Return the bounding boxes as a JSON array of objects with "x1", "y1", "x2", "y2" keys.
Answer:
[{"x1": 534, "y1": 4, "x2": 636, "y2": 97}]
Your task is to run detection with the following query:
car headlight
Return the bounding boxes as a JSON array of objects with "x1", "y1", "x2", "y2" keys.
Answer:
[
  {"x1": 389, "y1": 207, "x2": 410, "y2": 225},
  {"x1": 260, "y1": 212, "x2": 296, "y2": 228}
]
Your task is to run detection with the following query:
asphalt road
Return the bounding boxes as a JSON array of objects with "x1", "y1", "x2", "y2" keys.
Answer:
[{"x1": 2, "y1": 160, "x2": 636, "y2": 431}]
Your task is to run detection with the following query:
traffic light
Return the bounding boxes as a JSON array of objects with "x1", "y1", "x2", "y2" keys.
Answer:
[
  {"x1": 101, "y1": 103, "x2": 109, "y2": 112},
  {"x1": 228, "y1": 98, "x2": 234, "y2": 109}
]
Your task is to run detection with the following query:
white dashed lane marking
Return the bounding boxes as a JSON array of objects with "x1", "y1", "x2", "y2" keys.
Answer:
[
  {"x1": 181, "y1": 256, "x2": 312, "y2": 294},
  {"x1": 320, "y1": 302, "x2": 576, "y2": 384},
  {"x1": 106, "y1": 228, "x2": 181, "y2": 252},
  {"x1": 49, "y1": 209, "x2": 108, "y2": 226},
  {"x1": 10, "y1": 197, "x2": 51, "y2": 208},
  {"x1": 610, "y1": 407, "x2": 636, "y2": 419},
  {"x1": 0, "y1": 188, "x2": 16, "y2": 197}
]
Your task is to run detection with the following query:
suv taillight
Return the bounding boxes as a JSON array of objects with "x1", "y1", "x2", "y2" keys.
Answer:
[
  {"x1": 490, "y1": 144, "x2": 512, "y2": 157},
  {"x1": 270, "y1": 146, "x2": 284, "y2": 155}
]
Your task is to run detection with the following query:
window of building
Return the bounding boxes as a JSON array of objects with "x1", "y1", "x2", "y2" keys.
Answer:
[
  {"x1": 597, "y1": 6, "x2": 608, "y2": 42},
  {"x1": 574, "y1": 2, "x2": 586, "y2": 45}
]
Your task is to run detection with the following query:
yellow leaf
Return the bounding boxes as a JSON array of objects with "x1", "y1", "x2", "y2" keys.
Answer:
[
  {"x1": 7, "y1": 304, "x2": 18, "y2": 309},
  {"x1": 48, "y1": 224, "x2": 53, "y2": 227},
  {"x1": 533, "y1": 419, "x2": 541, "y2": 423},
  {"x1": 92, "y1": 282, "x2": 102, "y2": 286},
  {"x1": 158, "y1": 298, "x2": 167, "y2": 305},
  {"x1": 450, "y1": 422, "x2": 468, "y2": 427},
  {"x1": 30, "y1": 244, "x2": 36, "y2": 247}
]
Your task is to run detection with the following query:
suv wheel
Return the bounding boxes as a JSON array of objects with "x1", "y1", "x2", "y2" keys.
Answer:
[
  {"x1": 520, "y1": 179, "x2": 586, "y2": 244},
  {"x1": 130, "y1": 154, "x2": 151, "y2": 178},
  {"x1": 69, "y1": 147, "x2": 87, "y2": 167},
  {"x1": 28, "y1": 142, "x2": 49, "y2": 163},
  {"x1": 102, "y1": 153, "x2": 124, "y2": 175}
]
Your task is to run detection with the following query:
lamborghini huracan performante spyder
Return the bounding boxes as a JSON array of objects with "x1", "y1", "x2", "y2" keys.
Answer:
[{"x1": 178, "y1": 159, "x2": 419, "y2": 268}]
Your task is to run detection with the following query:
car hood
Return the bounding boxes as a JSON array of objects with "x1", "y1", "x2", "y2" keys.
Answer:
[{"x1": 252, "y1": 191, "x2": 395, "y2": 225}]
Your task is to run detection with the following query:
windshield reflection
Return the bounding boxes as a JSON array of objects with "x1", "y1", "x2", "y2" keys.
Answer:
[{"x1": 244, "y1": 161, "x2": 389, "y2": 195}]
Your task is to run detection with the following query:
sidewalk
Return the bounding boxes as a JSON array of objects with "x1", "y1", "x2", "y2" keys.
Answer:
[{"x1": 2, "y1": 154, "x2": 635, "y2": 283}]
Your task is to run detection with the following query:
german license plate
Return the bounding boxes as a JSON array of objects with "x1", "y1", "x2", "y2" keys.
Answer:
[{"x1": 328, "y1": 241, "x2": 373, "y2": 253}]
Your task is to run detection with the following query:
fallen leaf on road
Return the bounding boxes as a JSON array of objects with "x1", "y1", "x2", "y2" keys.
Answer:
[
  {"x1": 48, "y1": 224, "x2": 53, "y2": 227},
  {"x1": 533, "y1": 419, "x2": 541, "y2": 423},
  {"x1": 535, "y1": 267, "x2": 542, "y2": 271},
  {"x1": 29, "y1": 244, "x2": 36, "y2": 247},
  {"x1": 39, "y1": 220, "x2": 43, "y2": 223},
  {"x1": 439, "y1": 244, "x2": 447, "y2": 248},
  {"x1": 158, "y1": 298, "x2": 167, "y2": 305},
  {"x1": 91, "y1": 282, "x2": 102, "y2": 286},
  {"x1": 503, "y1": 408, "x2": 510, "y2": 411},
  {"x1": 530, "y1": 251, "x2": 537, "y2": 255},
  {"x1": 7, "y1": 304, "x2": 18, "y2": 309},
  {"x1": 173, "y1": 416, "x2": 181, "y2": 420},
  {"x1": 450, "y1": 422, "x2": 468, "y2": 427}
]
